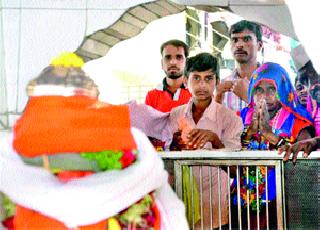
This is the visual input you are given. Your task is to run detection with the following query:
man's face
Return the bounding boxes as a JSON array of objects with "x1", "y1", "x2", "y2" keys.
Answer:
[
  {"x1": 295, "y1": 79, "x2": 309, "y2": 107},
  {"x1": 187, "y1": 69, "x2": 216, "y2": 102},
  {"x1": 230, "y1": 29, "x2": 262, "y2": 64},
  {"x1": 161, "y1": 45, "x2": 186, "y2": 79},
  {"x1": 254, "y1": 81, "x2": 278, "y2": 112}
]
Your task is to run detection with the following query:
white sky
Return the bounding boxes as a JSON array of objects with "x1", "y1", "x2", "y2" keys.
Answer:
[{"x1": 84, "y1": 12, "x2": 186, "y2": 104}]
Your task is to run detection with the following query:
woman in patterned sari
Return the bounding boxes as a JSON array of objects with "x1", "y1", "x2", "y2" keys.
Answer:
[{"x1": 232, "y1": 62, "x2": 315, "y2": 229}]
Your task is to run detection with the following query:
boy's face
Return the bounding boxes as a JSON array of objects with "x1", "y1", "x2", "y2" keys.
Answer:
[{"x1": 187, "y1": 69, "x2": 216, "y2": 102}]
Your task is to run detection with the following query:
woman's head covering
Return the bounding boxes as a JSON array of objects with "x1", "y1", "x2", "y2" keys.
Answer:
[{"x1": 247, "y1": 62, "x2": 312, "y2": 123}]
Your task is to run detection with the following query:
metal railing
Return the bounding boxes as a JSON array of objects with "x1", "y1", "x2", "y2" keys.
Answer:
[{"x1": 160, "y1": 150, "x2": 320, "y2": 230}]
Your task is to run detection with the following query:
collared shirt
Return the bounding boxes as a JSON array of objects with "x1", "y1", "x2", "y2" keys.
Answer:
[
  {"x1": 169, "y1": 98, "x2": 243, "y2": 149},
  {"x1": 168, "y1": 98, "x2": 243, "y2": 227},
  {"x1": 145, "y1": 78, "x2": 191, "y2": 113}
]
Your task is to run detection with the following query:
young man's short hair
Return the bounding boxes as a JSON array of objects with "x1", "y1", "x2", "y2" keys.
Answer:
[
  {"x1": 185, "y1": 52, "x2": 219, "y2": 80},
  {"x1": 229, "y1": 20, "x2": 262, "y2": 42},
  {"x1": 160, "y1": 39, "x2": 189, "y2": 57}
]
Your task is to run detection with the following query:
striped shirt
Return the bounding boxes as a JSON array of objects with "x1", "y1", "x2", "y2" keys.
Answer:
[{"x1": 222, "y1": 71, "x2": 248, "y2": 113}]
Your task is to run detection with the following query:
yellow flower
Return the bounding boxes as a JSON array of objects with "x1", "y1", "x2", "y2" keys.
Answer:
[
  {"x1": 108, "y1": 218, "x2": 121, "y2": 230},
  {"x1": 50, "y1": 52, "x2": 84, "y2": 68},
  {"x1": 260, "y1": 167, "x2": 266, "y2": 176},
  {"x1": 253, "y1": 73, "x2": 258, "y2": 80},
  {"x1": 250, "y1": 194, "x2": 255, "y2": 204}
]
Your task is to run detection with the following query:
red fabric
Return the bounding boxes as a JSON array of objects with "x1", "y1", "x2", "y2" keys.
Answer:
[
  {"x1": 145, "y1": 88, "x2": 191, "y2": 112},
  {"x1": 291, "y1": 118, "x2": 312, "y2": 141},
  {"x1": 56, "y1": 171, "x2": 94, "y2": 183},
  {"x1": 152, "y1": 202, "x2": 161, "y2": 230},
  {"x1": 13, "y1": 96, "x2": 136, "y2": 157},
  {"x1": 2, "y1": 216, "x2": 14, "y2": 230}
]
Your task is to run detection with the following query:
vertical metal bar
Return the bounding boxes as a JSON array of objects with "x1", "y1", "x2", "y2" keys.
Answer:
[
  {"x1": 246, "y1": 167, "x2": 250, "y2": 230},
  {"x1": 275, "y1": 161, "x2": 284, "y2": 229},
  {"x1": 200, "y1": 167, "x2": 203, "y2": 230},
  {"x1": 265, "y1": 166, "x2": 269, "y2": 230},
  {"x1": 227, "y1": 167, "x2": 231, "y2": 230},
  {"x1": 218, "y1": 167, "x2": 222, "y2": 230},
  {"x1": 190, "y1": 166, "x2": 195, "y2": 229},
  {"x1": 256, "y1": 166, "x2": 260, "y2": 230},
  {"x1": 281, "y1": 161, "x2": 286, "y2": 230},
  {"x1": 236, "y1": 166, "x2": 242, "y2": 230},
  {"x1": 174, "y1": 162, "x2": 183, "y2": 199},
  {"x1": 209, "y1": 167, "x2": 213, "y2": 230}
]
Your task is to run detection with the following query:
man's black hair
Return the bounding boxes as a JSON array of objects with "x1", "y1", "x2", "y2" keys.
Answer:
[
  {"x1": 160, "y1": 39, "x2": 189, "y2": 57},
  {"x1": 185, "y1": 52, "x2": 219, "y2": 80},
  {"x1": 229, "y1": 20, "x2": 262, "y2": 42},
  {"x1": 295, "y1": 74, "x2": 309, "y2": 87}
]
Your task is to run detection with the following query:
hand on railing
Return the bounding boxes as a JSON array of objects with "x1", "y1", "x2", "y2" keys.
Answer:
[
  {"x1": 278, "y1": 137, "x2": 319, "y2": 164},
  {"x1": 170, "y1": 129, "x2": 224, "y2": 150}
]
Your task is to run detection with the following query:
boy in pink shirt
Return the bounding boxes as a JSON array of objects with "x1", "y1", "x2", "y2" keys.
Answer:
[{"x1": 169, "y1": 53, "x2": 243, "y2": 228}]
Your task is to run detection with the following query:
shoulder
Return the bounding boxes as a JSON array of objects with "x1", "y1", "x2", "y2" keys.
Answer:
[
  {"x1": 146, "y1": 88, "x2": 161, "y2": 95},
  {"x1": 171, "y1": 103, "x2": 187, "y2": 115}
]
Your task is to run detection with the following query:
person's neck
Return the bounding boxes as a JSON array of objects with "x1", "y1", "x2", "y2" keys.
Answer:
[
  {"x1": 236, "y1": 61, "x2": 259, "y2": 80},
  {"x1": 192, "y1": 98, "x2": 212, "y2": 113},
  {"x1": 192, "y1": 98, "x2": 212, "y2": 124},
  {"x1": 166, "y1": 76, "x2": 184, "y2": 94}
]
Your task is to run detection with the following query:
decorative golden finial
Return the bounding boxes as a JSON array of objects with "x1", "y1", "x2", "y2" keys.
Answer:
[{"x1": 50, "y1": 52, "x2": 84, "y2": 68}]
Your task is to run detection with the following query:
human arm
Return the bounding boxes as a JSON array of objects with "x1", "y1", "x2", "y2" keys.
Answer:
[
  {"x1": 221, "y1": 109, "x2": 243, "y2": 149},
  {"x1": 258, "y1": 100, "x2": 281, "y2": 145},
  {"x1": 231, "y1": 78, "x2": 249, "y2": 103},
  {"x1": 278, "y1": 127, "x2": 317, "y2": 164},
  {"x1": 169, "y1": 131, "x2": 187, "y2": 151},
  {"x1": 215, "y1": 80, "x2": 233, "y2": 104},
  {"x1": 241, "y1": 108, "x2": 259, "y2": 142}
]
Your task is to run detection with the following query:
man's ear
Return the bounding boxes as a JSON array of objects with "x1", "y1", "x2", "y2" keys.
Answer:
[
  {"x1": 216, "y1": 78, "x2": 220, "y2": 85},
  {"x1": 183, "y1": 76, "x2": 188, "y2": 88},
  {"x1": 161, "y1": 58, "x2": 164, "y2": 70}
]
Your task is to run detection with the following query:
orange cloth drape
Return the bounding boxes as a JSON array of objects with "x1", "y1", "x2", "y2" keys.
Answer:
[
  {"x1": 13, "y1": 96, "x2": 136, "y2": 157},
  {"x1": 12, "y1": 95, "x2": 137, "y2": 229},
  {"x1": 14, "y1": 205, "x2": 107, "y2": 230}
]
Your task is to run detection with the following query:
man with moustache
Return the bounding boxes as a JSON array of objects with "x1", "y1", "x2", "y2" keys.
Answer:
[
  {"x1": 215, "y1": 20, "x2": 263, "y2": 113},
  {"x1": 145, "y1": 39, "x2": 191, "y2": 112}
]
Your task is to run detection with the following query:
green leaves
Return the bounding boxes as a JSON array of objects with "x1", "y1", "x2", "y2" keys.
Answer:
[{"x1": 80, "y1": 150, "x2": 123, "y2": 171}]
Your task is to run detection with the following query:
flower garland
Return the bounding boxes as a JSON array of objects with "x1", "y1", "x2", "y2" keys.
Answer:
[
  {"x1": 233, "y1": 166, "x2": 267, "y2": 211},
  {"x1": 80, "y1": 149, "x2": 138, "y2": 170},
  {"x1": 107, "y1": 194, "x2": 158, "y2": 229}
]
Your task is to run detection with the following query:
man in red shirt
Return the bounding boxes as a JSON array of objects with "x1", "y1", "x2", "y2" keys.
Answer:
[{"x1": 145, "y1": 39, "x2": 191, "y2": 112}]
